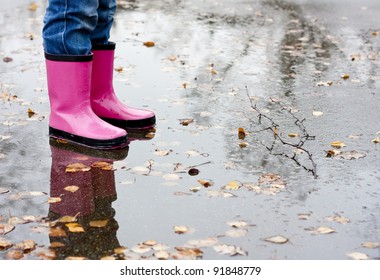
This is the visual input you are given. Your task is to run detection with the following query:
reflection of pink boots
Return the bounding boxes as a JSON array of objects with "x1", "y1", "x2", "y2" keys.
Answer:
[
  {"x1": 91, "y1": 42, "x2": 156, "y2": 129},
  {"x1": 45, "y1": 53, "x2": 128, "y2": 149}
]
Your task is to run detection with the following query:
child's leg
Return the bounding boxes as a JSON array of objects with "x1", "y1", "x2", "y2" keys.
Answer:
[{"x1": 91, "y1": 0, "x2": 117, "y2": 45}]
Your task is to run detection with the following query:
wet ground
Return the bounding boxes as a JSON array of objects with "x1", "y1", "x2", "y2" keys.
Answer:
[{"x1": 0, "y1": 0, "x2": 379, "y2": 260}]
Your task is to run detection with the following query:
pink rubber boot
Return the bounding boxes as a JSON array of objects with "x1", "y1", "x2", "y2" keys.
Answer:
[
  {"x1": 91, "y1": 42, "x2": 156, "y2": 129},
  {"x1": 45, "y1": 53, "x2": 128, "y2": 149}
]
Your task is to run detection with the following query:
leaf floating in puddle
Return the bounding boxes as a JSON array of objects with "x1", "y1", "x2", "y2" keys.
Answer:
[
  {"x1": 143, "y1": 41, "x2": 155, "y2": 47},
  {"x1": 49, "y1": 227, "x2": 68, "y2": 238},
  {"x1": 325, "y1": 214, "x2": 350, "y2": 224},
  {"x1": 174, "y1": 247, "x2": 203, "y2": 259},
  {"x1": 14, "y1": 239, "x2": 36, "y2": 252},
  {"x1": 91, "y1": 161, "x2": 113, "y2": 170},
  {"x1": 154, "y1": 250, "x2": 170, "y2": 260},
  {"x1": 213, "y1": 244, "x2": 247, "y2": 256},
  {"x1": 89, "y1": 220, "x2": 109, "y2": 228},
  {"x1": 346, "y1": 252, "x2": 368, "y2": 260},
  {"x1": 222, "y1": 181, "x2": 241, "y2": 191},
  {"x1": 0, "y1": 224, "x2": 15, "y2": 235},
  {"x1": 64, "y1": 185, "x2": 79, "y2": 193},
  {"x1": 186, "y1": 237, "x2": 219, "y2": 247},
  {"x1": 65, "y1": 223, "x2": 85, "y2": 233},
  {"x1": 197, "y1": 179, "x2": 212, "y2": 188},
  {"x1": 142, "y1": 240, "x2": 157, "y2": 247},
  {"x1": 6, "y1": 250, "x2": 24, "y2": 260},
  {"x1": 65, "y1": 163, "x2": 91, "y2": 173},
  {"x1": 174, "y1": 225, "x2": 190, "y2": 234},
  {"x1": 179, "y1": 119, "x2": 194, "y2": 126},
  {"x1": 226, "y1": 220, "x2": 249, "y2": 228},
  {"x1": 0, "y1": 237, "x2": 12, "y2": 249},
  {"x1": 58, "y1": 215, "x2": 78, "y2": 223},
  {"x1": 372, "y1": 137, "x2": 380, "y2": 144},
  {"x1": 131, "y1": 244, "x2": 152, "y2": 254},
  {"x1": 306, "y1": 226, "x2": 336, "y2": 235},
  {"x1": 189, "y1": 187, "x2": 201, "y2": 193},
  {"x1": 330, "y1": 141, "x2": 346, "y2": 149},
  {"x1": 328, "y1": 150, "x2": 366, "y2": 160},
  {"x1": 238, "y1": 127, "x2": 246, "y2": 140},
  {"x1": 48, "y1": 197, "x2": 62, "y2": 204},
  {"x1": 154, "y1": 149, "x2": 172, "y2": 156},
  {"x1": 264, "y1": 235, "x2": 289, "y2": 244},
  {"x1": 361, "y1": 242, "x2": 380, "y2": 249}
]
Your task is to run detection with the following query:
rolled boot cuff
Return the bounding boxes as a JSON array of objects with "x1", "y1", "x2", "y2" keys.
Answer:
[
  {"x1": 44, "y1": 52, "x2": 93, "y2": 62},
  {"x1": 91, "y1": 41, "x2": 116, "y2": 50}
]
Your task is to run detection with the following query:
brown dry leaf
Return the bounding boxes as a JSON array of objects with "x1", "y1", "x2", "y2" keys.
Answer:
[
  {"x1": 288, "y1": 133, "x2": 299, "y2": 138},
  {"x1": 142, "y1": 240, "x2": 157, "y2": 247},
  {"x1": 48, "y1": 197, "x2": 62, "y2": 204},
  {"x1": 66, "y1": 256, "x2": 86, "y2": 260},
  {"x1": 65, "y1": 163, "x2": 91, "y2": 173},
  {"x1": 114, "y1": 66, "x2": 124, "y2": 73},
  {"x1": 27, "y1": 108, "x2": 37, "y2": 118},
  {"x1": 174, "y1": 225, "x2": 190, "y2": 235},
  {"x1": 89, "y1": 220, "x2": 109, "y2": 228},
  {"x1": 326, "y1": 149, "x2": 341, "y2": 158},
  {"x1": 0, "y1": 187, "x2": 10, "y2": 194},
  {"x1": 372, "y1": 137, "x2": 380, "y2": 144},
  {"x1": 0, "y1": 237, "x2": 12, "y2": 249},
  {"x1": 65, "y1": 223, "x2": 85, "y2": 233},
  {"x1": 36, "y1": 248, "x2": 56, "y2": 260},
  {"x1": 49, "y1": 241, "x2": 65, "y2": 248},
  {"x1": 154, "y1": 250, "x2": 170, "y2": 260},
  {"x1": 361, "y1": 242, "x2": 380, "y2": 249},
  {"x1": 186, "y1": 237, "x2": 219, "y2": 247},
  {"x1": 341, "y1": 73, "x2": 350, "y2": 80},
  {"x1": 143, "y1": 41, "x2": 155, "y2": 47},
  {"x1": 91, "y1": 161, "x2": 113, "y2": 170},
  {"x1": 330, "y1": 141, "x2": 346, "y2": 149},
  {"x1": 179, "y1": 119, "x2": 194, "y2": 126},
  {"x1": 346, "y1": 252, "x2": 368, "y2": 260},
  {"x1": 152, "y1": 243, "x2": 170, "y2": 251},
  {"x1": 64, "y1": 185, "x2": 80, "y2": 193},
  {"x1": 213, "y1": 244, "x2": 246, "y2": 256},
  {"x1": 49, "y1": 227, "x2": 68, "y2": 237},
  {"x1": 317, "y1": 81, "x2": 333, "y2": 86},
  {"x1": 197, "y1": 179, "x2": 213, "y2": 188},
  {"x1": 238, "y1": 127, "x2": 246, "y2": 140},
  {"x1": 0, "y1": 224, "x2": 15, "y2": 235},
  {"x1": 259, "y1": 173, "x2": 284, "y2": 186},
  {"x1": 222, "y1": 181, "x2": 241, "y2": 191},
  {"x1": 14, "y1": 240, "x2": 36, "y2": 252},
  {"x1": 6, "y1": 250, "x2": 24, "y2": 260},
  {"x1": 175, "y1": 247, "x2": 203, "y2": 258},
  {"x1": 307, "y1": 226, "x2": 336, "y2": 235}
]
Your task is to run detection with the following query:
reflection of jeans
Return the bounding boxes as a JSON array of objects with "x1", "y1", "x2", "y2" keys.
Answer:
[{"x1": 43, "y1": 0, "x2": 117, "y2": 55}]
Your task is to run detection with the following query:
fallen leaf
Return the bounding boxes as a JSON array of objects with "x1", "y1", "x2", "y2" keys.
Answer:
[
  {"x1": 143, "y1": 41, "x2": 155, "y2": 47},
  {"x1": 264, "y1": 235, "x2": 289, "y2": 244},
  {"x1": 65, "y1": 163, "x2": 91, "y2": 173},
  {"x1": 49, "y1": 227, "x2": 68, "y2": 237},
  {"x1": 325, "y1": 214, "x2": 350, "y2": 224},
  {"x1": 238, "y1": 127, "x2": 246, "y2": 140},
  {"x1": 0, "y1": 224, "x2": 15, "y2": 235},
  {"x1": 307, "y1": 226, "x2": 336, "y2": 235},
  {"x1": 142, "y1": 240, "x2": 157, "y2": 246},
  {"x1": 227, "y1": 220, "x2": 249, "y2": 228},
  {"x1": 179, "y1": 119, "x2": 194, "y2": 126},
  {"x1": 336, "y1": 151, "x2": 366, "y2": 160},
  {"x1": 317, "y1": 81, "x2": 333, "y2": 86},
  {"x1": 174, "y1": 225, "x2": 189, "y2": 234},
  {"x1": 6, "y1": 250, "x2": 24, "y2": 260},
  {"x1": 213, "y1": 244, "x2": 246, "y2": 256},
  {"x1": 225, "y1": 229, "x2": 248, "y2": 238},
  {"x1": 175, "y1": 247, "x2": 203, "y2": 258},
  {"x1": 89, "y1": 220, "x2": 109, "y2": 228},
  {"x1": 186, "y1": 237, "x2": 219, "y2": 247},
  {"x1": 330, "y1": 141, "x2": 346, "y2": 149},
  {"x1": 66, "y1": 256, "x2": 86, "y2": 260},
  {"x1": 298, "y1": 213, "x2": 312, "y2": 220},
  {"x1": 346, "y1": 252, "x2": 368, "y2": 260},
  {"x1": 154, "y1": 149, "x2": 172, "y2": 156},
  {"x1": 312, "y1": 111, "x2": 324, "y2": 117},
  {"x1": 27, "y1": 108, "x2": 37, "y2": 118},
  {"x1": 14, "y1": 240, "x2": 36, "y2": 252},
  {"x1": 49, "y1": 241, "x2": 65, "y2": 248},
  {"x1": 206, "y1": 190, "x2": 237, "y2": 198},
  {"x1": 361, "y1": 242, "x2": 380, "y2": 249},
  {"x1": 189, "y1": 187, "x2": 201, "y2": 192},
  {"x1": 197, "y1": 179, "x2": 213, "y2": 188},
  {"x1": 288, "y1": 133, "x2": 299, "y2": 138},
  {"x1": 372, "y1": 137, "x2": 380, "y2": 144},
  {"x1": 65, "y1": 223, "x2": 85, "y2": 233},
  {"x1": 64, "y1": 185, "x2": 79, "y2": 193},
  {"x1": 0, "y1": 238, "x2": 12, "y2": 249},
  {"x1": 154, "y1": 250, "x2": 170, "y2": 260},
  {"x1": 58, "y1": 215, "x2": 78, "y2": 223},
  {"x1": 222, "y1": 181, "x2": 241, "y2": 191},
  {"x1": 48, "y1": 197, "x2": 62, "y2": 204},
  {"x1": 326, "y1": 149, "x2": 341, "y2": 158},
  {"x1": 131, "y1": 244, "x2": 152, "y2": 254},
  {"x1": 28, "y1": 3, "x2": 38, "y2": 11},
  {"x1": 114, "y1": 66, "x2": 124, "y2": 73},
  {"x1": 91, "y1": 161, "x2": 113, "y2": 170},
  {"x1": 341, "y1": 73, "x2": 350, "y2": 80},
  {"x1": 152, "y1": 243, "x2": 170, "y2": 251},
  {"x1": 8, "y1": 216, "x2": 28, "y2": 225}
]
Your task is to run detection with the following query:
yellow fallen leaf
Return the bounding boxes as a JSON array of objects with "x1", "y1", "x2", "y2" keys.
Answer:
[
  {"x1": 223, "y1": 181, "x2": 240, "y2": 190},
  {"x1": 330, "y1": 141, "x2": 346, "y2": 148},
  {"x1": 91, "y1": 161, "x2": 113, "y2": 170},
  {"x1": 48, "y1": 197, "x2": 62, "y2": 204},
  {"x1": 64, "y1": 185, "x2": 79, "y2": 193},
  {"x1": 65, "y1": 163, "x2": 91, "y2": 173},
  {"x1": 58, "y1": 214, "x2": 78, "y2": 223},
  {"x1": 49, "y1": 227, "x2": 68, "y2": 237},
  {"x1": 28, "y1": 3, "x2": 38, "y2": 11},
  {"x1": 238, "y1": 127, "x2": 246, "y2": 140},
  {"x1": 89, "y1": 220, "x2": 108, "y2": 228},
  {"x1": 341, "y1": 73, "x2": 350, "y2": 80},
  {"x1": 27, "y1": 108, "x2": 36, "y2": 118},
  {"x1": 65, "y1": 223, "x2": 85, "y2": 233},
  {"x1": 288, "y1": 133, "x2": 298, "y2": 138}
]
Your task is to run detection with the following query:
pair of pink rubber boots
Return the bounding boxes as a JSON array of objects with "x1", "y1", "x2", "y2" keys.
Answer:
[{"x1": 45, "y1": 43, "x2": 155, "y2": 149}]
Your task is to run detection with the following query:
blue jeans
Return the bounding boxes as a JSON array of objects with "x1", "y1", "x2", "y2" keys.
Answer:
[{"x1": 43, "y1": 0, "x2": 117, "y2": 55}]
